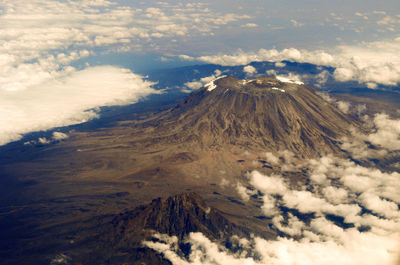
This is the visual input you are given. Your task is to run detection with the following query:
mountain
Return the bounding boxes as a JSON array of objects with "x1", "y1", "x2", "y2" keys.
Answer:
[
  {"x1": 131, "y1": 76, "x2": 357, "y2": 156},
  {"x1": 108, "y1": 192, "x2": 247, "y2": 241},
  {"x1": 0, "y1": 75, "x2": 362, "y2": 265},
  {"x1": 1, "y1": 192, "x2": 251, "y2": 265},
  {"x1": 103, "y1": 75, "x2": 360, "y2": 184}
]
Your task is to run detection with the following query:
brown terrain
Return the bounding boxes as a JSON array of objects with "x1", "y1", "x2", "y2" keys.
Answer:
[{"x1": 0, "y1": 75, "x2": 391, "y2": 264}]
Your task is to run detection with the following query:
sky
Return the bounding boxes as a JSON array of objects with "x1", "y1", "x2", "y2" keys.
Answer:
[{"x1": 0, "y1": 0, "x2": 400, "y2": 144}]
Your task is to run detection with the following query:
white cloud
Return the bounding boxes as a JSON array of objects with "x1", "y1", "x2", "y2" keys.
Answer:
[
  {"x1": 243, "y1": 65, "x2": 257, "y2": 75},
  {"x1": 247, "y1": 171, "x2": 287, "y2": 195},
  {"x1": 272, "y1": 214, "x2": 304, "y2": 237},
  {"x1": 0, "y1": 0, "x2": 252, "y2": 145},
  {"x1": 0, "y1": 66, "x2": 157, "y2": 145},
  {"x1": 52, "y1": 132, "x2": 69, "y2": 141},
  {"x1": 180, "y1": 37, "x2": 400, "y2": 87},
  {"x1": 149, "y1": 156, "x2": 400, "y2": 264},
  {"x1": 367, "y1": 113, "x2": 400, "y2": 150},
  {"x1": 341, "y1": 113, "x2": 400, "y2": 159},
  {"x1": 183, "y1": 70, "x2": 223, "y2": 92},
  {"x1": 183, "y1": 81, "x2": 203, "y2": 91},
  {"x1": 146, "y1": 227, "x2": 399, "y2": 265},
  {"x1": 276, "y1": 75, "x2": 304, "y2": 85},
  {"x1": 38, "y1": 137, "x2": 51, "y2": 145},
  {"x1": 322, "y1": 186, "x2": 349, "y2": 205},
  {"x1": 242, "y1": 23, "x2": 258, "y2": 28},
  {"x1": 290, "y1": 19, "x2": 304, "y2": 27},
  {"x1": 145, "y1": 117, "x2": 400, "y2": 265},
  {"x1": 264, "y1": 152, "x2": 280, "y2": 165},
  {"x1": 336, "y1": 101, "x2": 350, "y2": 114},
  {"x1": 236, "y1": 183, "x2": 251, "y2": 202},
  {"x1": 274, "y1": 62, "x2": 286, "y2": 68}
]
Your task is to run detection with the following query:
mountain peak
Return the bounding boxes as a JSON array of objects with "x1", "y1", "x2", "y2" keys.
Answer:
[
  {"x1": 202, "y1": 76, "x2": 303, "y2": 96},
  {"x1": 137, "y1": 75, "x2": 357, "y2": 156},
  {"x1": 209, "y1": 75, "x2": 303, "y2": 95},
  {"x1": 110, "y1": 192, "x2": 246, "y2": 241}
]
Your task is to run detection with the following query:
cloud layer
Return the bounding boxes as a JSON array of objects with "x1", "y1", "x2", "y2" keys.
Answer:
[
  {"x1": 0, "y1": 0, "x2": 252, "y2": 145},
  {"x1": 146, "y1": 153, "x2": 400, "y2": 265},
  {"x1": 0, "y1": 66, "x2": 157, "y2": 145},
  {"x1": 180, "y1": 37, "x2": 400, "y2": 88},
  {"x1": 144, "y1": 113, "x2": 400, "y2": 265}
]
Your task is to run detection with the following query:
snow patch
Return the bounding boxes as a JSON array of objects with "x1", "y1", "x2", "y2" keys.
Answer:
[
  {"x1": 205, "y1": 75, "x2": 226, "y2": 91},
  {"x1": 241, "y1": 79, "x2": 253, "y2": 85},
  {"x1": 205, "y1": 81, "x2": 217, "y2": 91},
  {"x1": 276, "y1": 75, "x2": 304, "y2": 85},
  {"x1": 271, "y1": 87, "x2": 286, "y2": 92}
]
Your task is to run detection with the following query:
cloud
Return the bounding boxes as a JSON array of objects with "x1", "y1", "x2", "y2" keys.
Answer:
[
  {"x1": 264, "y1": 152, "x2": 280, "y2": 165},
  {"x1": 336, "y1": 101, "x2": 350, "y2": 114},
  {"x1": 275, "y1": 75, "x2": 304, "y2": 85},
  {"x1": 25, "y1": 132, "x2": 69, "y2": 146},
  {"x1": 242, "y1": 23, "x2": 258, "y2": 28},
  {"x1": 147, "y1": 152, "x2": 400, "y2": 264},
  {"x1": 145, "y1": 112, "x2": 400, "y2": 265},
  {"x1": 290, "y1": 19, "x2": 304, "y2": 27},
  {"x1": 0, "y1": 66, "x2": 157, "y2": 145},
  {"x1": 317, "y1": 92, "x2": 367, "y2": 117},
  {"x1": 183, "y1": 70, "x2": 223, "y2": 92},
  {"x1": 52, "y1": 132, "x2": 69, "y2": 141},
  {"x1": 0, "y1": 0, "x2": 253, "y2": 145},
  {"x1": 236, "y1": 183, "x2": 251, "y2": 202},
  {"x1": 243, "y1": 65, "x2": 257, "y2": 75},
  {"x1": 341, "y1": 113, "x2": 400, "y2": 159},
  {"x1": 146, "y1": 228, "x2": 399, "y2": 265},
  {"x1": 180, "y1": 37, "x2": 400, "y2": 88},
  {"x1": 247, "y1": 171, "x2": 287, "y2": 195},
  {"x1": 274, "y1": 62, "x2": 286, "y2": 68},
  {"x1": 367, "y1": 113, "x2": 400, "y2": 150}
]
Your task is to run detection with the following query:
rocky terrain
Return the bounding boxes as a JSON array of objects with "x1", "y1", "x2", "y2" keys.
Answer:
[{"x1": 1, "y1": 75, "x2": 393, "y2": 265}]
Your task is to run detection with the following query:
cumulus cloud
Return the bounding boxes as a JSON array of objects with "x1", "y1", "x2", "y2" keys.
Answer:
[
  {"x1": 0, "y1": 0, "x2": 253, "y2": 145},
  {"x1": 274, "y1": 62, "x2": 286, "y2": 68},
  {"x1": 236, "y1": 183, "x2": 251, "y2": 202},
  {"x1": 52, "y1": 132, "x2": 69, "y2": 141},
  {"x1": 242, "y1": 23, "x2": 258, "y2": 28},
  {"x1": 243, "y1": 65, "x2": 257, "y2": 75},
  {"x1": 25, "y1": 131, "x2": 70, "y2": 146},
  {"x1": 147, "y1": 154, "x2": 400, "y2": 264},
  {"x1": 183, "y1": 70, "x2": 223, "y2": 92},
  {"x1": 264, "y1": 152, "x2": 280, "y2": 165},
  {"x1": 146, "y1": 117, "x2": 400, "y2": 265},
  {"x1": 0, "y1": 66, "x2": 157, "y2": 145},
  {"x1": 367, "y1": 113, "x2": 400, "y2": 150},
  {"x1": 336, "y1": 101, "x2": 351, "y2": 114},
  {"x1": 341, "y1": 113, "x2": 400, "y2": 159},
  {"x1": 180, "y1": 37, "x2": 400, "y2": 88},
  {"x1": 316, "y1": 92, "x2": 367, "y2": 117},
  {"x1": 290, "y1": 19, "x2": 304, "y2": 27},
  {"x1": 147, "y1": 227, "x2": 399, "y2": 265}
]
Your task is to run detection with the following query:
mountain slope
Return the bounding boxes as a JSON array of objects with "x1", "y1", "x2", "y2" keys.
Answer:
[
  {"x1": 50, "y1": 193, "x2": 250, "y2": 265},
  {"x1": 131, "y1": 76, "x2": 358, "y2": 157}
]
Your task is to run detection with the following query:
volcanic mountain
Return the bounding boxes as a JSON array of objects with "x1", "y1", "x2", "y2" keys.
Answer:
[
  {"x1": 0, "y1": 75, "x2": 361, "y2": 197},
  {"x1": 130, "y1": 76, "x2": 357, "y2": 156},
  {"x1": 76, "y1": 75, "x2": 358, "y2": 185},
  {"x1": 0, "y1": 75, "x2": 362, "y2": 265},
  {"x1": 2, "y1": 192, "x2": 252, "y2": 265}
]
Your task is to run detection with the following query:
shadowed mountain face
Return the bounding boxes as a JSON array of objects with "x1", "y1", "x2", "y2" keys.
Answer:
[
  {"x1": 132, "y1": 76, "x2": 357, "y2": 157},
  {"x1": 3, "y1": 192, "x2": 250, "y2": 265},
  {"x1": 109, "y1": 192, "x2": 246, "y2": 241}
]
